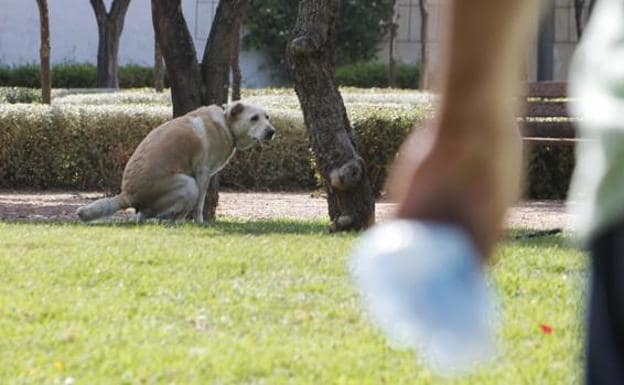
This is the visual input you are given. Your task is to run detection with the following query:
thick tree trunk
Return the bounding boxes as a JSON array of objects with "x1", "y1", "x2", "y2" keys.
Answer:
[
  {"x1": 36, "y1": 0, "x2": 51, "y2": 104},
  {"x1": 287, "y1": 0, "x2": 375, "y2": 231},
  {"x1": 151, "y1": 0, "x2": 203, "y2": 116},
  {"x1": 230, "y1": 21, "x2": 243, "y2": 101},
  {"x1": 152, "y1": 0, "x2": 248, "y2": 221},
  {"x1": 154, "y1": 38, "x2": 165, "y2": 92},
  {"x1": 90, "y1": 0, "x2": 131, "y2": 89},
  {"x1": 199, "y1": 0, "x2": 248, "y2": 220},
  {"x1": 388, "y1": 0, "x2": 398, "y2": 88},
  {"x1": 419, "y1": 0, "x2": 429, "y2": 89}
]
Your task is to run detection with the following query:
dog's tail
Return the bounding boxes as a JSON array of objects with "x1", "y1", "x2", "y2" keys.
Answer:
[{"x1": 77, "y1": 193, "x2": 132, "y2": 222}]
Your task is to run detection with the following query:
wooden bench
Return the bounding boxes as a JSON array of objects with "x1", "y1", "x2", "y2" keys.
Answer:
[{"x1": 521, "y1": 81, "x2": 580, "y2": 146}]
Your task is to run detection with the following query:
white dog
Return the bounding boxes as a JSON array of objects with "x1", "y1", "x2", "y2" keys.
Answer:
[{"x1": 77, "y1": 102, "x2": 275, "y2": 223}]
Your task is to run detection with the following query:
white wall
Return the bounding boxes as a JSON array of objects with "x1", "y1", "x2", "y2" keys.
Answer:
[{"x1": 0, "y1": 0, "x2": 272, "y2": 87}]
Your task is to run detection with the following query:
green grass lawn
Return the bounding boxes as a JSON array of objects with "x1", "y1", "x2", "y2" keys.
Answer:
[{"x1": 0, "y1": 220, "x2": 587, "y2": 385}]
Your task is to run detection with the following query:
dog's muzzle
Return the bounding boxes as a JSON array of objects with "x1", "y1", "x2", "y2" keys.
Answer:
[{"x1": 263, "y1": 128, "x2": 276, "y2": 141}]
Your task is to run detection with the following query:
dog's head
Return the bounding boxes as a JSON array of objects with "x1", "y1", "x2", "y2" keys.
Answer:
[{"x1": 225, "y1": 102, "x2": 275, "y2": 150}]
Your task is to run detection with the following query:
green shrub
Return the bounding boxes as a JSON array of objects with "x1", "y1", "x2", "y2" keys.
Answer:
[
  {"x1": 336, "y1": 63, "x2": 419, "y2": 89},
  {"x1": 0, "y1": 87, "x2": 41, "y2": 104},
  {"x1": 525, "y1": 145, "x2": 575, "y2": 199},
  {"x1": 52, "y1": 64, "x2": 97, "y2": 88},
  {"x1": 119, "y1": 65, "x2": 158, "y2": 88},
  {"x1": 244, "y1": 0, "x2": 394, "y2": 78},
  {"x1": 0, "y1": 99, "x2": 573, "y2": 198},
  {"x1": 0, "y1": 64, "x2": 164, "y2": 89},
  {"x1": 8, "y1": 64, "x2": 41, "y2": 88},
  {"x1": 0, "y1": 66, "x2": 11, "y2": 86}
]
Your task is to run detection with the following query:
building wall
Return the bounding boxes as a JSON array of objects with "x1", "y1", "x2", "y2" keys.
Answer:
[
  {"x1": 0, "y1": 0, "x2": 272, "y2": 87},
  {"x1": 382, "y1": 0, "x2": 588, "y2": 82}
]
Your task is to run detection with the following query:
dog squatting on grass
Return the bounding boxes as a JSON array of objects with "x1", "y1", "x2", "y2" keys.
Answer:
[{"x1": 77, "y1": 102, "x2": 275, "y2": 223}]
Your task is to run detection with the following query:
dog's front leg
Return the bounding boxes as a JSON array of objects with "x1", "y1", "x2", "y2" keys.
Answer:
[{"x1": 193, "y1": 169, "x2": 212, "y2": 224}]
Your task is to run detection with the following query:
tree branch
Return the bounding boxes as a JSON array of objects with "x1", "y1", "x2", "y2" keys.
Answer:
[
  {"x1": 89, "y1": 0, "x2": 107, "y2": 24},
  {"x1": 110, "y1": 0, "x2": 132, "y2": 20}
]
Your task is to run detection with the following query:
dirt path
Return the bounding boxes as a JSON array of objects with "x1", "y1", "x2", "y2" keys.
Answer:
[{"x1": 0, "y1": 190, "x2": 573, "y2": 230}]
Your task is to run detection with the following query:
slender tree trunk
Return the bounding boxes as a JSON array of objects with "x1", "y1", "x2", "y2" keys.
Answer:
[
  {"x1": 588, "y1": 0, "x2": 597, "y2": 17},
  {"x1": 201, "y1": 0, "x2": 248, "y2": 105},
  {"x1": 537, "y1": 0, "x2": 555, "y2": 80},
  {"x1": 287, "y1": 0, "x2": 375, "y2": 231},
  {"x1": 36, "y1": 0, "x2": 51, "y2": 104},
  {"x1": 152, "y1": 0, "x2": 248, "y2": 220},
  {"x1": 388, "y1": 0, "x2": 399, "y2": 88},
  {"x1": 574, "y1": 0, "x2": 585, "y2": 39},
  {"x1": 90, "y1": 0, "x2": 131, "y2": 89},
  {"x1": 230, "y1": 21, "x2": 243, "y2": 101},
  {"x1": 154, "y1": 38, "x2": 165, "y2": 92},
  {"x1": 419, "y1": 0, "x2": 429, "y2": 89}
]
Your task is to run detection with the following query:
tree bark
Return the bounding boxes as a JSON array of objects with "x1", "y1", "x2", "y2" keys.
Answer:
[
  {"x1": 574, "y1": 0, "x2": 585, "y2": 39},
  {"x1": 151, "y1": 0, "x2": 203, "y2": 116},
  {"x1": 201, "y1": 0, "x2": 248, "y2": 105},
  {"x1": 36, "y1": 0, "x2": 51, "y2": 104},
  {"x1": 154, "y1": 38, "x2": 165, "y2": 92},
  {"x1": 388, "y1": 0, "x2": 399, "y2": 88},
  {"x1": 287, "y1": 0, "x2": 375, "y2": 231},
  {"x1": 588, "y1": 0, "x2": 597, "y2": 17},
  {"x1": 90, "y1": 0, "x2": 131, "y2": 89},
  {"x1": 537, "y1": 0, "x2": 555, "y2": 81},
  {"x1": 419, "y1": 0, "x2": 429, "y2": 89},
  {"x1": 151, "y1": 0, "x2": 248, "y2": 221},
  {"x1": 230, "y1": 21, "x2": 243, "y2": 101}
]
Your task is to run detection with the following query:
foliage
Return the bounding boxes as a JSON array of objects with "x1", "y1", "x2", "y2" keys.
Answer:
[
  {"x1": 525, "y1": 145, "x2": 575, "y2": 200},
  {"x1": 0, "y1": 64, "x2": 165, "y2": 89},
  {"x1": 336, "y1": 62, "x2": 419, "y2": 89},
  {"x1": 244, "y1": 0, "x2": 395, "y2": 78},
  {"x1": 0, "y1": 222, "x2": 585, "y2": 384},
  {"x1": 0, "y1": 87, "x2": 41, "y2": 104},
  {"x1": 0, "y1": 88, "x2": 574, "y2": 198}
]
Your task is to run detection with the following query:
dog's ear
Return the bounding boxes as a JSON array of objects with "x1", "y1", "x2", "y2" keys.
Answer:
[{"x1": 229, "y1": 102, "x2": 245, "y2": 118}]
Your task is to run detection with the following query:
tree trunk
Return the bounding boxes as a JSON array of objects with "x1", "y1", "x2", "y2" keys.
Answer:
[
  {"x1": 419, "y1": 0, "x2": 429, "y2": 89},
  {"x1": 151, "y1": 0, "x2": 203, "y2": 116},
  {"x1": 230, "y1": 21, "x2": 243, "y2": 101},
  {"x1": 287, "y1": 0, "x2": 375, "y2": 232},
  {"x1": 537, "y1": 0, "x2": 555, "y2": 81},
  {"x1": 388, "y1": 0, "x2": 399, "y2": 88},
  {"x1": 90, "y1": 0, "x2": 131, "y2": 89},
  {"x1": 201, "y1": 0, "x2": 248, "y2": 105},
  {"x1": 154, "y1": 38, "x2": 165, "y2": 92},
  {"x1": 152, "y1": 0, "x2": 248, "y2": 221},
  {"x1": 36, "y1": 0, "x2": 51, "y2": 104},
  {"x1": 574, "y1": 0, "x2": 585, "y2": 39},
  {"x1": 588, "y1": 0, "x2": 597, "y2": 17}
]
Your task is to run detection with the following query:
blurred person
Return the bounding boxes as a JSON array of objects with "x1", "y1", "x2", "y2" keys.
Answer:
[{"x1": 351, "y1": 0, "x2": 624, "y2": 382}]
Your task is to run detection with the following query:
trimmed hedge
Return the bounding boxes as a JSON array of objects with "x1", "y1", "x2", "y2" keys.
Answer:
[
  {"x1": 0, "y1": 87, "x2": 41, "y2": 104},
  {"x1": 0, "y1": 104, "x2": 427, "y2": 195},
  {"x1": 0, "y1": 62, "x2": 422, "y2": 90},
  {"x1": 0, "y1": 94, "x2": 574, "y2": 198},
  {"x1": 525, "y1": 145, "x2": 575, "y2": 200},
  {"x1": 336, "y1": 62, "x2": 419, "y2": 89},
  {"x1": 0, "y1": 64, "x2": 165, "y2": 89}
]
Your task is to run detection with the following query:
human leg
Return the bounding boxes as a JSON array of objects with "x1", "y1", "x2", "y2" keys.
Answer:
[{"x1": 585, "y1": 222, "x2": 624, "y2": 385}]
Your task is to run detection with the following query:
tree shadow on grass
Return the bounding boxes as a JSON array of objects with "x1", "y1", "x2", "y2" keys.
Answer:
[
  {"x1": 503, "y1": 227, "x2": 581, "y2": 251},
  {"x1": 1, "y1": 217, "x2": 336, "y2": 235}
]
